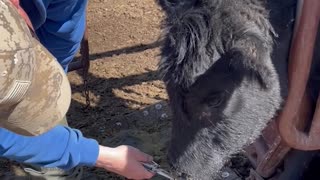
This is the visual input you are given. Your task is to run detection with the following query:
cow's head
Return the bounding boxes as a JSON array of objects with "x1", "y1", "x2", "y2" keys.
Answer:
[{"x1": 158, "y1": 0, "x2": 283, "y2": 179}]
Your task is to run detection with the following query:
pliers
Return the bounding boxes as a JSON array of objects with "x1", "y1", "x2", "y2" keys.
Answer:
[{"x1": 142, "y1": 161, "x2": 174, "y2": 180}]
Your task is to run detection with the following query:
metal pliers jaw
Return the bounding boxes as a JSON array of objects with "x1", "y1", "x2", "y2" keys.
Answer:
[{"x1": 142, "y1": 161, "x2": 175, "y2": 180}]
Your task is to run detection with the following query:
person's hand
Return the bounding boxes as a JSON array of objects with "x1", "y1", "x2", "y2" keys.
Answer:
[{"x1": 96, "y1": 145, "x2": 155, "y2": 180}]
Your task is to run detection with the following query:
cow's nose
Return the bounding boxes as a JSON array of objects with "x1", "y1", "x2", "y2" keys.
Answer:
[{"x1": 166, "y1": 155, "x2": 191, "y2": 180}]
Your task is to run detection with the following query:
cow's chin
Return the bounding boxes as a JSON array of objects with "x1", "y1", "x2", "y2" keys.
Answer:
[{"x1": 168, "y1": 137, "x2": 226, "y2": 180}]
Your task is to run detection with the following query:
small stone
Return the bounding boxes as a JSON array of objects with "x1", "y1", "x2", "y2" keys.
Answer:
[
  {"x1": 14, "y1": 54, "x2": 18, "y2": 64},
  {"x1": 155, "y1": 104, "x2": 162, "y2": 110},
  {"x1": 1, "y1": 70, "x2": 7, "y2": 76},
  {"x1": 116, "y1": 122, "x2": 122, "y2": 126},
  {"x1": 143, "y1": 110, "x2": 149, "y2": 116},
  {"x1": 221, "y1": 172, "x2": 230, "y2": 178},
  {"x1": 160, "y1": 113, "x2": 168, "y2": 119}
]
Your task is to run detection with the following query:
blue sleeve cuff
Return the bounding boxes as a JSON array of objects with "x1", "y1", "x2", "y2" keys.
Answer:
[{"x1": 78, "y1": 135, "x2": 99, "y2": 167}]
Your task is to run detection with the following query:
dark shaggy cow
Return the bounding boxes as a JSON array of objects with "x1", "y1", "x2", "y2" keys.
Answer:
[{"x1": 156, "y1": 0, "x2": 303, "y2": 179}]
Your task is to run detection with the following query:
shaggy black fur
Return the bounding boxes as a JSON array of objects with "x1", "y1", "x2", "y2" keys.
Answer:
[{"x1": 157, "y1": 0, "x2": 298, "y2": 179}]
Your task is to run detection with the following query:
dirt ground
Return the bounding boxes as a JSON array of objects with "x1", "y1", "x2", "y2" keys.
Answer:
[
  {"x1": 1, "y1": 0, "x2": 170, "y2": 179},
  {"x1": 67, "y1": 0, "x2": 169, "y2": 179},
  {"x1": 0, "y1": 0, "x2": 250, "y2": 179}
]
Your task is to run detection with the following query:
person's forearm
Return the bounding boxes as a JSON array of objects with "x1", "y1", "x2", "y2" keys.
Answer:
[{"x1": 0, "y1": 125, "x2": 99, "y2": 170}]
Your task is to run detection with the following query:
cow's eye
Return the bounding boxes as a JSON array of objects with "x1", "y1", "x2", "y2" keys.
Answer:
[{"x1": 205, "y1": 93, "x2": 224, "y2": 108}]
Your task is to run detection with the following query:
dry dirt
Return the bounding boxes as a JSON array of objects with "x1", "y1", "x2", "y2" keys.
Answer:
[
  {"x1": 0, "y1": 0, "x2": 250, "y2": 179},
  {"x1": 1, "y1": 0, "x2": 169, "y2": 179},
  {"x1": 68, "y1": 0, "x2": 170, "y2": 179}
]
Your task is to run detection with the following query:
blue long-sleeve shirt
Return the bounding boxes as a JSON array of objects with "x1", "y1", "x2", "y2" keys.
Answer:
[
  {"x1": 0, "y1": 126, "x2": 99, "y2": 169},
  {"x1": 0, "y1": 0, "x2": 98, "y2": 170},
  {"x1": 20, "y1": 0, "x2": 87, "y2": 71}
]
